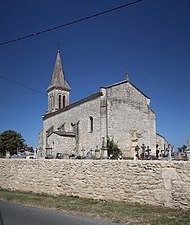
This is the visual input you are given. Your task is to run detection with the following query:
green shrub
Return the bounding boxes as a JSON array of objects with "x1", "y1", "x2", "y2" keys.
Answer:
[{"x1": 107, "y1": 137, "x2": 122, "y2": 159}]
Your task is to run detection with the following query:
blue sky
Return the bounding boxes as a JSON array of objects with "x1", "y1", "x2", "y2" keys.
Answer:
[{"x1": 0, "y1": 0, "x2": 189, "y2": 149}]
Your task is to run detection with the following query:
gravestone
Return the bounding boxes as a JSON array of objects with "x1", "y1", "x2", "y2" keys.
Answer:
[
  {"x1": 95, "y1": 146, "x2": 101, "y2": 159},
  {"x1": 135, "y1": 145, "x2": 140, "y2": 160},
  {"x1": 141, "y1": 144, "x2": 146, "y2": 159}
]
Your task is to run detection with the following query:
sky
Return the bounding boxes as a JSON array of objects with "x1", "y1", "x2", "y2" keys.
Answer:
[{"x1": 0, "y1": 0, "x2": 189, "y2": 149}]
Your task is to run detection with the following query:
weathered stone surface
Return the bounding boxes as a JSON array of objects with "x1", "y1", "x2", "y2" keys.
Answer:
[
  {"x1": 40, "y1": 60, "x2": 160, "y2": 158},
  {"x1": 0, "y1": 160, "x2": 190, "y2": 209}
]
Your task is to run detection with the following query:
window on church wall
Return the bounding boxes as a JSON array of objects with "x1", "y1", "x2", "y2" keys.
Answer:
[
  {"x1": 49, "y1": 95, "x2": 54, "y2": 111},
  {"x1": 52, "y1": 96, "x2": 55, "y2": 109},
  {"x1": 49, "y1": 96, "x2": 51, "y2": 110},
  {"x1": 127, "y1": 90, "x2": 130, "y2": 98},
  {"x1": 59, "y1": 95, "x2": 62, "y2": 109},
  {"x1": 63, "y1": 95, "x2": 66, "y2": 108},
  {"x1": 89, "y1": 116, "x2": 93, "y2": 132}
]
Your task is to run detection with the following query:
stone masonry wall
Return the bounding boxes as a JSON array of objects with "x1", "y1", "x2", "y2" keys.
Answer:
[
  {"x1": 107, "y1": 82, "x2": 156, "y2": 156},
  {"x1": 48, "y1": 133, "x2": 76, "y2": 156},
  {"x1": 0, "y1": 159, "x2": 190, "y2": 209},
  {"x1": 43, "y1": 95, "x2": 102, "y2": 156}
]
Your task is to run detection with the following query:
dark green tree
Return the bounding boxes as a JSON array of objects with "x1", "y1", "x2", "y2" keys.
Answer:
[
  {"x1": 107, "y1": 137, "x2": 122, "y2": 159},
  {"x1": 178, "y1": 145, "x2": 187, "y2": 153},
  {"x1": 0, "y1": 130, "x2": 25, "y2": 156}
]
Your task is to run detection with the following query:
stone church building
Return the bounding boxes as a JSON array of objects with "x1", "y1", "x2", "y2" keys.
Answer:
[{"x1": 39, "y1": 50, "x2": 167, "y2": 158}]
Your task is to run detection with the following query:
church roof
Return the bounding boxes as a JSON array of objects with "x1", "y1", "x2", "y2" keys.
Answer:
[
  {"x1": 47, "y1": 50, "x2": 71, "y2": 92},
  {"x1": 101, "y1": 79, "x2": 150, "y2": 99},
  {"x1": 43, "y1": 92, "x2": 102, "y2": 120}
]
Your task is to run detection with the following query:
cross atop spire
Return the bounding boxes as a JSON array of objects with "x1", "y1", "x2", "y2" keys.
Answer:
[
  {"x1": 47, "y1": 50, "x2": 71, "y2": 112},
  {"x1": 47, "y1": 50, "x2": 71, "y2": 92},
  {"x1": 125, "y1": 70, "x2": 129, "y2": 81}
]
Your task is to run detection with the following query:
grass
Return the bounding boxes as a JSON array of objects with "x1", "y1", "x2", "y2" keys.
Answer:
[{"x1": 0, "y1": 188, "x2": 190, "y2": 225}]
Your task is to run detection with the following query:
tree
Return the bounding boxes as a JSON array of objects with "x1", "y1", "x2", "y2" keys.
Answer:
[
  {"x1": 0, "y1": 130, "x2": 25, "y2": 156},
  {"x1": 178, "y1": 145, "x2": 187, "y2": 153},
  {"x1": 107, "y1": 137, "x2": 122, "y2": 159}
]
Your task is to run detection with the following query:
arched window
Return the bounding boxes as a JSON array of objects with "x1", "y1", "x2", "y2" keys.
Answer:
[
  {"x1": 59, "y1": 95, "x2": 62, "y2": 109},
  {"x1": 63, "y1": 95, "x2": 66, "y2": 108},
  {"x1": 49, "y1": 95, "x2": 54, "y2": 111},
  {"x1": 52, "y1": 96, "x2": 54, "y2": 109},
  {"x1": 89, "y1": 116, "x2": 93, "y2": 132},
  {"x1": 49, "y1": 96, "x2": 52, "y2": 111}
]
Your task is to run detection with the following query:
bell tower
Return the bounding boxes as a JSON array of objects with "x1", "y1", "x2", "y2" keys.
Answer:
[{"x1": 47, "y1": 50, "x2": 71, "y2": 113}]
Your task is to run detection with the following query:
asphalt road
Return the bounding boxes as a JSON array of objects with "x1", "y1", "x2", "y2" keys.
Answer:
[{"x1": 0, "y1": 201, "x2": 124, "y2": 225}]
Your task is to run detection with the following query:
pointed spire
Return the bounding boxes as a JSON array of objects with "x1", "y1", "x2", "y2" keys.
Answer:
[
  {"x1": 125, "y1": 70, "x2": 129, "y2": 81},
  {"x1": 47, "y1": 50, "x2": 71, "y2": 92}
]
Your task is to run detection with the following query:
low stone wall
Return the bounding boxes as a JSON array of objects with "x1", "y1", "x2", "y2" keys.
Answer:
[{"x1": 0, "y1": 159, "x2": 190, "y2": 209}]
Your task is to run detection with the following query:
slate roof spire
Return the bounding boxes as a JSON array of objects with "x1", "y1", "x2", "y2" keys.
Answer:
[{"x1": 47, "y1": 50, "x2": 71, "y2": 92}]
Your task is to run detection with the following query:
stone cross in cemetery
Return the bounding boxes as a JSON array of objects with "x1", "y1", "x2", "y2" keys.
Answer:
[
  {"x1": 145, "y1": 146, "x2": 151, "y2": 158},
  {"x1": 141, "y1": 144, "x2": 146, "y2": 159},
  {"x1": 134, "y1": 145, "x2": 140, "y2": 160}
]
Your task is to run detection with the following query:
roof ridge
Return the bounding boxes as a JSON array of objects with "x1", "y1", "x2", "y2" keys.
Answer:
[{"x1": 101, "y1": 79, "x2": 150, "y2": 99}]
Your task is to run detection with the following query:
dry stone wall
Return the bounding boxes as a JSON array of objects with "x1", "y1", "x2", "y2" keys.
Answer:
[{"x1": 0, "y1": 159, "x2": 190, "y2": 209}]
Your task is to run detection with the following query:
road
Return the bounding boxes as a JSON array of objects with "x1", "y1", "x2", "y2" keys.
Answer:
[{"x1": 0, "y1": 201, "x2": 124, "y2": 225}]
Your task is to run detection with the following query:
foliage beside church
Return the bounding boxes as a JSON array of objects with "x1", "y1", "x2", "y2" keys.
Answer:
[{"x1": 0, "y1": 130, "x2": 25, "y2": 156}]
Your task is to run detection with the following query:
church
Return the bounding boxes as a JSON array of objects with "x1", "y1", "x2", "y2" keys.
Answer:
[{"x1": 38, "y1": 50, "x2": 167, "y2": 158}]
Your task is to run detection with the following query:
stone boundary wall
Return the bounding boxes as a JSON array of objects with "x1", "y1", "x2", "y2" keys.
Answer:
[{"x1": 0, "y1": 159, "x2": 190, "y2": 209}]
